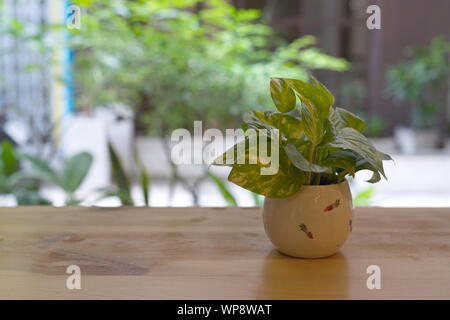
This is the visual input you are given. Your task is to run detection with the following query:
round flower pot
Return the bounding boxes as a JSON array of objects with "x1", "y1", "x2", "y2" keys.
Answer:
[{"x1": 262, "y1": 181, "x2": 354, "y2": 258}]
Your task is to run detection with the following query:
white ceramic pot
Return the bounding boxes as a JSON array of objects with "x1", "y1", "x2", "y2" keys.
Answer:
[{"x1": 263, "y1": 181, "x2": 354, "y2": 258}]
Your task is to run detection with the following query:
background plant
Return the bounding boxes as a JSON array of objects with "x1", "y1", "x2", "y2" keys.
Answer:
[
  {"x1": 213, "y1": 76, "x2": 392, "y2": 197},
  {"x1": 68, "y1": 0, "x2": 349, "y2": 135},
  {"x1": 64, "y1": 0, "x2": 348, "y2": 205},
  {"x1": 0, "y1": 141, "x2": 51, "y2": 205},
  {"x1": 339, "y1": 77, "x2": 387, "y2": 137},
  {"x1": 20, "y1": 151, "x2": 93, "y2": 205},
  {"x1": 0, "y1": 0, "x2": 349, "y2": 206},
  {"x1": 386, "y1": 36, "x2": 450, "y2": 129},
  {"x1": 353, "y1": 185, "x2": 376, "y2": 207},
  {"x1": 100, "y1": 142, "x2": 151, "y2": 206}
]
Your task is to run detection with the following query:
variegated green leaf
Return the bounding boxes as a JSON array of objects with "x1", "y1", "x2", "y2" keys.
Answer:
[
  {"x1": 299, "y1": 97, "x2": 323, "y2": 145},
  {"x1": 224, "y1": 137, "x2": 306, "y2": 197},
  {"x1": 318, "y1": 118, "x2": 336, "y2": 146},
  {"x1": 322, "y1": 150, "x2": 357, "y2": 177},
  {"x1": 330, "y1": 127, "x2": 384, "y2": 177},
  {"x1": 377, "y1": 150, "x2": 393, "y2": 161},
  {"x1": 284, "y1": 143, "x2": 328, "y2": 173},
  {"x1": 212, "y1": 131, "x2": 279, "y2": 168},
  {"x1": 228, "y1": 164, "x2": 304, "y2": 198},
  {"x1": 310, "y1": 75, "x2": 335, "y2": 109},
  {"x1": 286, "y1": 78, "x2": 333, "y2": 120},
  {"x1": 330, "y1": 107, "x2": 365, "y2": 132},
  {"x1": 251, "y1": 111, "x2": 304, "y2": 139},
  {"x1": 355, "y1": 160, "x2": 382, "y2": 183},
  {"x1": 270, "y1": 78, "x2": 296, "y2": 113}
]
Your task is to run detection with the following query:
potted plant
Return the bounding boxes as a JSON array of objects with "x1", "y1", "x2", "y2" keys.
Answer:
[
  {"x1": 212, "y1": 76, "x2": 391, "y2": 258},
  {"x1": 386, "y1": 37, "x2": 450, "y2": 153}
]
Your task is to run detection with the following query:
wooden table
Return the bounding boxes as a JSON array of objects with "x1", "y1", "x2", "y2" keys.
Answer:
[{"x1": 0, "y1": 207, "x2": 449, "y2": 299}]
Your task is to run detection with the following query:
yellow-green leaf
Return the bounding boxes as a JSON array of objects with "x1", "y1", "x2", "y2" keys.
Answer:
[
  {"x1": 270, "y1": 78, "x2": 296, "y2": 113},
  {"x1": 330, "y1": 107, "x2": 365, "y2": 132}
]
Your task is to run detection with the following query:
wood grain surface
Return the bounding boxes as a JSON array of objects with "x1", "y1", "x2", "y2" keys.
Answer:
[{"x1": 0, "y1": 206, "x2": 449, "y2": 299}]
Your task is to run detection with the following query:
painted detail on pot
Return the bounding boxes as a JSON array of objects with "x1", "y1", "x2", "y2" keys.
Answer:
[
  {"x1": 299, "y1": 223, "x2": 314, "y2": 239},
  {"x1": 324, "y1": 199, "x2": 340, "y2": 212}
]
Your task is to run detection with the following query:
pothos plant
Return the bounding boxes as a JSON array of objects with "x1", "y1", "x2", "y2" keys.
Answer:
[{"x1": 212, "y1": 76, "x2": 392, "y2": 198}]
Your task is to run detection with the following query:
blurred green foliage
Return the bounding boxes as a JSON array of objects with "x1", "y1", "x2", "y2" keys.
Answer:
[
  {"x1": 353, "y1": 185, "x2": 375, "y2": 207},
  {"x1": 68, "y1": 0, "x2": 349, "y2": 135},
  {"x1": 386, "y1": 36, "x2": 450, "y2": 129},
  {"x1": 207, "y1": 170, "x2": 237, "y2": 206},
  {"x1": 1, "y1": 0, "x2": 350, "y2": 206},
  {"x1": 20, "y1": 151, "x2": 93, "y2": 205},
  {"x1": 340, "y1": 78, "x2": 387, "y2": 137},
  {"x1": 100, "y1": 142, "x2": 151, "y2": 206},
  {"x1": 0, "y1": 141, "x2": 51, "y2": 205}
]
